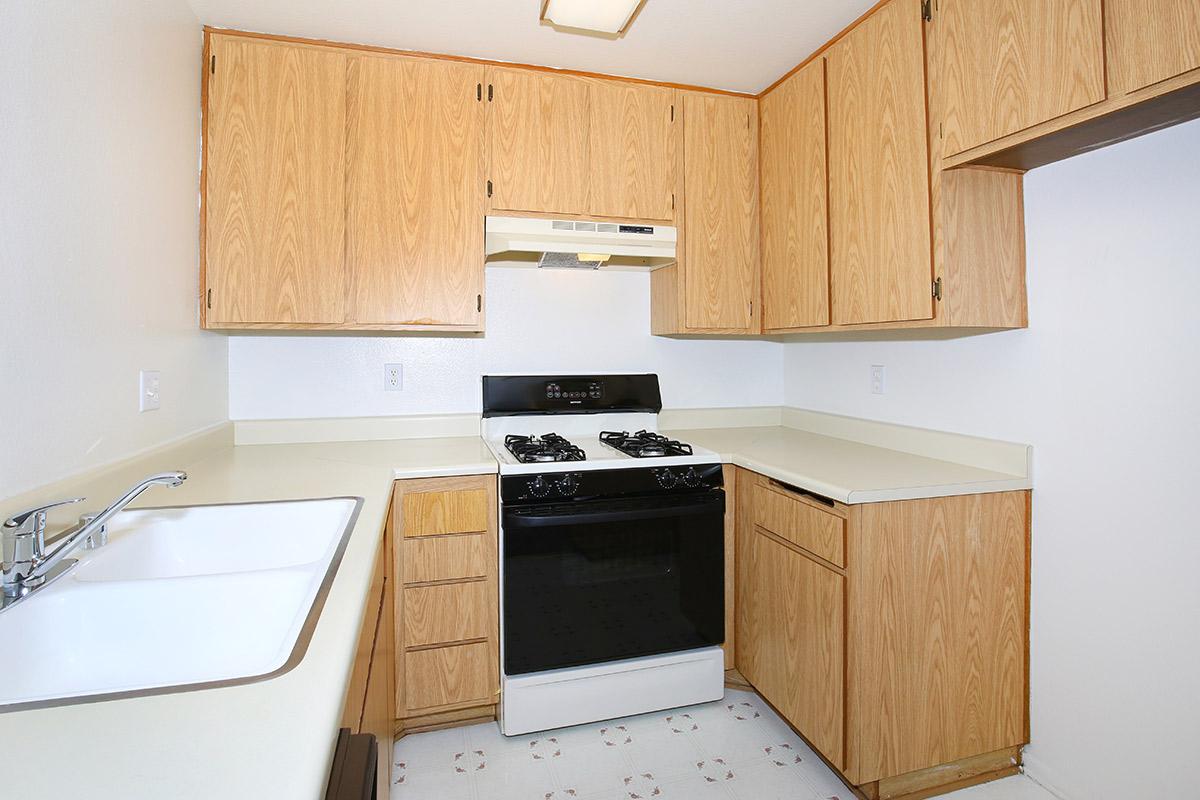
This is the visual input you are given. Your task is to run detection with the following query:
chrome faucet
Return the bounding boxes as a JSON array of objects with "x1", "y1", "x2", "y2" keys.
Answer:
[{"x1": 1, "y1": 471, "x2": 187, "y2": 603}]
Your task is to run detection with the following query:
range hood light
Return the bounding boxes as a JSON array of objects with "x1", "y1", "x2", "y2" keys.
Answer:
[
  {"x1": 541, "y1": 0, "x2": 645, "y2": 35},
  {"x1": 576, "y1": 253, "x2": 612, "y2": 264}
]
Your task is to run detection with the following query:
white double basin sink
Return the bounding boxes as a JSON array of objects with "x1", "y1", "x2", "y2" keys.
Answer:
[{"x1": 0, "y1": 497, "x2": 361, "y2": 713}]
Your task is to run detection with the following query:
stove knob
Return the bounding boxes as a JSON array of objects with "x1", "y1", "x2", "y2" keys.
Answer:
[
  {"x1": 682, "y1": 467, "x2": 701, "y2": 488},
  {"x1": 527, "y1": 476, "x2": 551, "y2": 498},
  {"x1": 556, "y1": 473, "x2": 580, "y2": 497},
  {"x1": 654, "y1": 468, "x2": 678, "y2": 488}
]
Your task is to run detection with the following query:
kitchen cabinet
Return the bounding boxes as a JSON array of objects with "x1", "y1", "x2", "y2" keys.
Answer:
[
  {"x1": 204, "y1": 36, "x2": 347, "y2": 325},
  {"x1": 488, "y1": 68, "x2": 591, "y2": 215},
  {"x1": 738, "y1": 519, "x2": 845, "y2": 768},
  {"x1": 651, "y1": 91, "x2": 760, "y2": 334},
  {"x1": 1106, "y1": 0, "x2": 1200, "y2": 96},
  {"x1": 587, "y1": 80, "x2": 677, "y2": 221},
  {"x1": 339, "y1": 529, "x2": 393, "y2": 796},
  {"x1": 735, "y1": 469, "x2": 1029, "y2": 794},
  {"x1": 759, "y1": 58, "x2": 830, "y2": 332},
  {"x1": 346, "y1": 55, "x2": 486, "y2": 328},
  {"x1": 937, "y1": 0, "x2": 1105, "y2": 157},
  {"x1": 393, "y1": 475, "x2": 499, "y2": 733},
  {"x1": 827, "y1": 0, "x2": 933, "y2": 326}
]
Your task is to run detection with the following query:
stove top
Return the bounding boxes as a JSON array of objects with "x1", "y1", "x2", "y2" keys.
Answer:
[
  {"x1": 599, "y1": 430, "x2": 694, "y2": 459},
  {"x1": 504, "y1": 433, "x2": 586, "y2": 464}
]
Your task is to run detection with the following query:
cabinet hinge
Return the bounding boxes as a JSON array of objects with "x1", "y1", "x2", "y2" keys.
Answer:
[
  {"x1": 932, "y1": 277, "x2": 943, "y2": 301},
  {"x1": 921, "y1": 0, "x2": 932, "y2": 22},
  {"x1": 210, "y1": 54, "x2": 216, "y2": 75},
  {"x1": 487, "y1": 84, "x2": 493, "y2": 102},
  {"x1": 477, "y1": 294, "x2": 482, "y2": 313},
  {"x1": 477, "y1": 82, "x2": 482, "y2": 101},
  {"x1": 487, "y1": 179, "x2": 493, "y2": 198},
  {"x1": 206, "y1": 288, "x2": 212, "y2": 309}
]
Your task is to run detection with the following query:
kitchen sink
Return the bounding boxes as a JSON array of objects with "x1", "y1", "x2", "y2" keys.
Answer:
[{"x1": 0, "y1": 497, "x2": 361, "y2": 713}]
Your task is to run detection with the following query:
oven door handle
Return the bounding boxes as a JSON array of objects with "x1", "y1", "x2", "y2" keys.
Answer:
[{"x1": 503, "y1": 495, "x2": 723, "y2": 529}]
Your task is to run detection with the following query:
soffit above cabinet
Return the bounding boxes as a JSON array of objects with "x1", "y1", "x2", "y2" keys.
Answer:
[{"x1": 186, "y1": 0, "x2": 878, "y2": 94}]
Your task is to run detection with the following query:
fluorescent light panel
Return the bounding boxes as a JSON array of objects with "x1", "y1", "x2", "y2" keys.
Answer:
[{"x1": 542, "y1": 0, "x2": 643, "y2": 34}]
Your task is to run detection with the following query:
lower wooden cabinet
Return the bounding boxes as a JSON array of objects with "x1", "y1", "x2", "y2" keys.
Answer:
[
  {"x1": 338, "y1": 526, "x2": 394, "y2": 796},
  {"x1": 735, "y1": 469, "x2": 1030, "y2": 791},
  {"x1": 393, "y1": 475, "x2": 499, "y2": 732}
]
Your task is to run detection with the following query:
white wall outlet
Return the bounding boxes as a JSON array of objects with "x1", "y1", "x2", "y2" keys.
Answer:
[
  {"x1": 384, "y1": 363, "x2": 403, "y2": 392},
  {"x1": 139, "y1": 370, "x2": 161, "y2": 412},
  {"x1": 870, "y1": 365, "x2": 887, "y2": 395}
]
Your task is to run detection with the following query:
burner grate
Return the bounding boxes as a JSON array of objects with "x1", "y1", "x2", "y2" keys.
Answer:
[
  {"x1": 599, "y1": 430, "x2": 694, "y2": 459},
  {"x1": 504, "y1": 433, "x2": 587, "y2": 464}
]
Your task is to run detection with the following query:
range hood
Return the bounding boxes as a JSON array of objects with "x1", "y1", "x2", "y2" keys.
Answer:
[{"x1": 484, "y1": 216, "x2": 677, "y2": 270}]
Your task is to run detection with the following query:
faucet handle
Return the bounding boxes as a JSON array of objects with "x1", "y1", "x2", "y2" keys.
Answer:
[{"x1": 3, "y1": 498, "x2": 86, "y2": 538}]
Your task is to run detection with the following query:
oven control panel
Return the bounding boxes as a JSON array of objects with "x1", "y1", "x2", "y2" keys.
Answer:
[
  {"x1": 502, "y1": 464, "x2": 723, "y2": 503},
  {"x1": 544, "y1": 380, "x2": 604, "y2": 402}
]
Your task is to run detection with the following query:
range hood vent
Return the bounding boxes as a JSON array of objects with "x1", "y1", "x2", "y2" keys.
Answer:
[{"x1": 485, "y1": 216, "x2": 677, "y2": 270}]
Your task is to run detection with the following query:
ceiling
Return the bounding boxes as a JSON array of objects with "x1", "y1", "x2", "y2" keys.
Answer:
[{"x1": 186, "y1": 0, "x2": 877, "y2": 94}]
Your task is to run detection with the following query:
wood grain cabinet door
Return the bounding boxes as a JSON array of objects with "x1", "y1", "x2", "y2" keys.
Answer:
[
  {"x1": 346, "y1": 56, "x2": 487, "y2": 327},
  {"x1": 827, "y1": 0, "x2": 933, "y2": 326},
  {"x1": 740, "y1": 527, "x2": 845, "y2": 769},
  {"x1": 682, "y1": 92, "x2": 760, "y2": 332},
  {"x1": 488, "y1": 68, "x2": 590, "y2": 215},
  {"x1": 205, "y1": 37, "x2": 347, "y2": 324},
  {"x1": 1106, "y1": 0, "x2": 1200, "y2": 96},
  {"x1": 586, "y1": 81, "x2": 677, "y2": 221},
  {"x1": 937, "y1": 0, "x2": 1105, "y2": 156},
  {"x1": 759, "y1": 58, "x2": 830, "y2": 332}
]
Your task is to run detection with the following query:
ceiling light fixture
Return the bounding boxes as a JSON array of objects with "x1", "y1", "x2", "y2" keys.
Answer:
[{"x1": 540, "y1": 0, "x2": 646, "y2": 36}]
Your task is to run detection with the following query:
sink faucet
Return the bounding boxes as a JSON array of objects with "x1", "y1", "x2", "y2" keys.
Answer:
[{"x1": 1, "y1": 471, "x2": 187, "y2": 601}]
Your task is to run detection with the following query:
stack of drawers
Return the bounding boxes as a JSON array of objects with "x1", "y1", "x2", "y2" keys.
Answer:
[{"x1": 393, "y1": 475, "x2": 499, "y2": 733}]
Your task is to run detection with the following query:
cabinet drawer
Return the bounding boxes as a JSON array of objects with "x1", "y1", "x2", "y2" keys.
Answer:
[
  {"x1": 401, "y1": 488, "x2": 489, "y2": 538},
  {"x1": 405, "y1": 641, "x2": 495, "y2": 711},
  {"x1": 403, "y1": 533, "x2": 490, "y2": 584},
  {"x1": 753, "y1": 483, "x2": 845, "y2": 567},
  {"x1": 404, "y1": 580, "x2": 491, "y2": 647}
]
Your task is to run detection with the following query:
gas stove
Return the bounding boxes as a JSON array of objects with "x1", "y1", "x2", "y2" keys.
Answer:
[{"x1": 481, "y1": 375, "x2": 719, "y2": 475}]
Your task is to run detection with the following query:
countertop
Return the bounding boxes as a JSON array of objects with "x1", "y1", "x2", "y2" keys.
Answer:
[
  {"x1": 0, "y1": 436, "x2": 497, "y2": 800},
  {"x1": 2, "y1": 419, "x2": 1028, "y2": 799},
  {"x1": 665, "y1": 425, "x2": 1031, "y2": 503}
]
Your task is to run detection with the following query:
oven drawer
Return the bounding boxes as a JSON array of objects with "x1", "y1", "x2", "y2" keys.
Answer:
[
  {"x1": 401, "y1": 487, "x2": 490, "y2": 538},
  {"x1": 405, "y1": 641, "x2": 495, "y2": 711},
  {"x1": 404, "y1": 580, "x2": 492, "y2": 647},
  {"x1": 754, "y1": 481, "x2": 845, "y2": 567},
  {"x1": 402, "y1": 533, "x2": 490, "y2": 584}
]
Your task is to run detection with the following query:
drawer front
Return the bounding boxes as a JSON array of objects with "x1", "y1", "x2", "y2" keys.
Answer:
[
  {"x1": 405, "y1": 641, "x2": 495, "y2": 711},
  {"x1": 403, "y1": 533, "x2": 490, "y2": 584},
  {"x1": 401, "y1": 488, "x2": 490, "y2": 538},
  {"x1": 754, "y1": 483, "x2": 845, "y2": 567},
  {"x1": 404, "y1": 580, "x2": 492, "y2": 647}
]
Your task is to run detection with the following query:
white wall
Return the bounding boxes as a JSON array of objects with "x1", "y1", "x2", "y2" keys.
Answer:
[
  {"x1": 784, "y1": 119, "x2": 1200, "y2": 799},
  {"x1": 0, "y1": 0, "x2": 227, "y2": 498},
  {"x1": 229, "y1": 268, "x2": 784, "y2": 418}
]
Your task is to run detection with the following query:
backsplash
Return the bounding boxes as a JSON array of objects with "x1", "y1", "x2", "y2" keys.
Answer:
[{"x1": 228, "y1": 268, "x2": 784, "y2": 419}]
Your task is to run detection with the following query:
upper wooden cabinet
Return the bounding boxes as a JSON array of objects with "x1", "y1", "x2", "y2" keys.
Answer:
[
  {"x1": 488, "y1": 68, "x2": 590, "y2": 215},
  {"x1": 827, "y1": 0, "x2": 933, "y2": 326},
  {"x1": 346, "y1": 56, "x2": 486, "y2": 327},
  {"x1": 937, "y1": 0, "x2": 1106, "y2": 157},
  {"x1": 680, "y1": 91, "x2": 760, "y2": 332},
  {"x1": 587, "y1": 81, "x2": 677, "y2": 221},
  {"x1": 1106, "y1": 0, "x2": 1200, "y2": 96},
  {"x1": 759, "y1": 58, "x2": 829, "y2": 332},
  {"x1": 205, "y1": 37, "x2": 347, "y2": 325}
]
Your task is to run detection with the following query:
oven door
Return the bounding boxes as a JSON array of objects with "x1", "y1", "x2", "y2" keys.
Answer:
[{"x1": 502, "y1": 490, "x2": 725, "y2": 676}]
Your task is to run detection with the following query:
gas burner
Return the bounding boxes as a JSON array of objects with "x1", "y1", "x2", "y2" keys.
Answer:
[
  {"x1": 505, "y1": 433, "x2": 586, "y2": 464},
  {"x1": 599, "y1": 430, "x2": 694, "y2": 459}
]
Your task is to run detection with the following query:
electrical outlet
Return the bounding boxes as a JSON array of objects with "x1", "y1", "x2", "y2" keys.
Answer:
[
  {"x1": 870, "y1": 365, "x2": 887, "y2": 395},
  {"x1": 140, "y1": 370, "x2": 161, "y2": 412},
  {"x1": 384, "y1": 363, "x2": 403, "y2": 392}
]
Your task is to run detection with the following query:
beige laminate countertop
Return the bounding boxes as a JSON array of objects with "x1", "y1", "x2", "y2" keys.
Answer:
[
  {"x1": 664, "y1": 425, "x2": 1031, "y2": 503},
  {"x1": 0, "y1": 436, "x2": 497, "y2": 800}
]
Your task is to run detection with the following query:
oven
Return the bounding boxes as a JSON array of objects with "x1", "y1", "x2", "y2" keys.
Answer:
[{"x1": 500, "y1": 465, "x2": 725, "y2": 677}]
